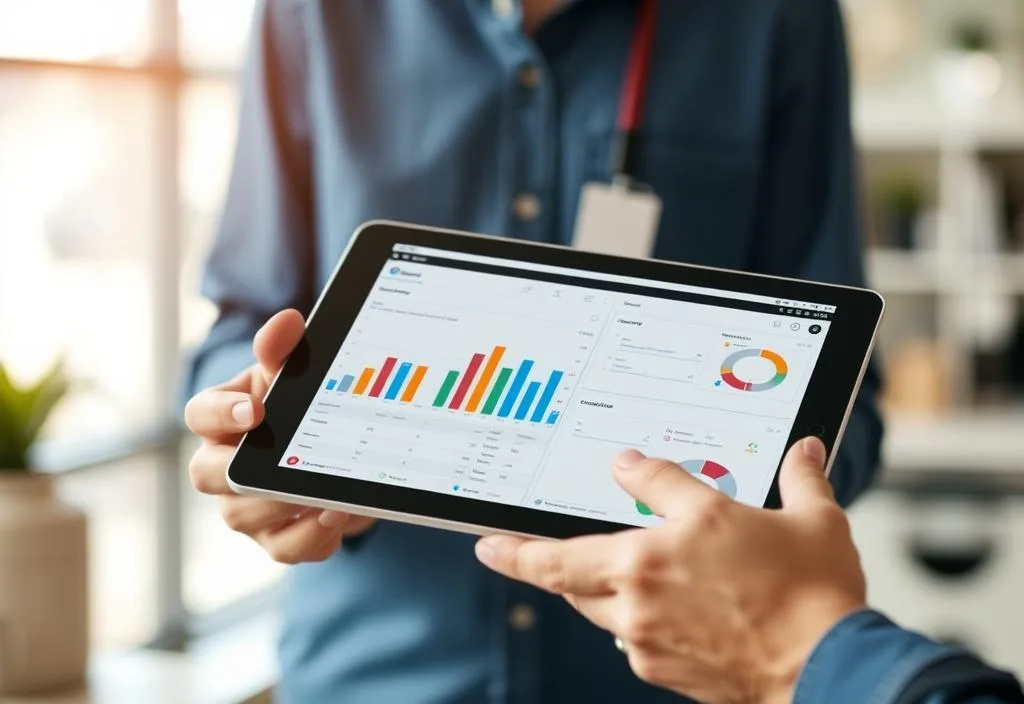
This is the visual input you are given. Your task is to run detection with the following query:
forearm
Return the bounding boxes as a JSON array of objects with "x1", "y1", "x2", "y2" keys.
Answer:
[{"x1": 795, "y1": 610, "x2": 1024, "y2": 704}]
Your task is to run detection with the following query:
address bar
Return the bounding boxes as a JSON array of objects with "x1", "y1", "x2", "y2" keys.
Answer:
[{"x1": 395, "y1": 244, "x2": 808, "y2": 309}]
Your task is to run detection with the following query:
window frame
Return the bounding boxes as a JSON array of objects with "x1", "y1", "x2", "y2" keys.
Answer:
[{"x1": 0, "y1": 0, "x2": 266, "y2": 651}]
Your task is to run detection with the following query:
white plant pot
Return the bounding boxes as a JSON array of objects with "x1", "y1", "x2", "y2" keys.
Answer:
[
  {"x1": 933, "y1": 50, "x2": 1003, "y2": 121},
  {"x1": 0, "y1": 473, "x2": 88, "y2": 695}
]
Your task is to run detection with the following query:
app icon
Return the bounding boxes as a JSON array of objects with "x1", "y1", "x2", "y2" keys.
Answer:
[
  {"x1": 452, "y1": 485, "x2": 461, "y2": 492},
  {"x1": 389, "y1": 266, "x2": 401, "y2": 275},
  {"x1": 809, "y1": 324, "x2": 822, "y2": 335},
  {"x1": 378, "y1": 472, "x2": 387, "y2": 479},
  {"x1": 286, "y1": 456, "x2": 300, "y2": 466},
  {"x1": 534, "y1": 498, "x2": 542, "y2": 505}
]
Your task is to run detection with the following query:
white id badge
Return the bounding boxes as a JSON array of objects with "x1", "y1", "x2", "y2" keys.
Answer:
[{"x1": 572, "y1": 182, "x2": 663, "y2": 259}]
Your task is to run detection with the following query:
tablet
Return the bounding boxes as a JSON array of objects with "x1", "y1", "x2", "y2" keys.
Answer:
[{"x1": 228, "y1": 221, "x2": 883, "y2": 539}]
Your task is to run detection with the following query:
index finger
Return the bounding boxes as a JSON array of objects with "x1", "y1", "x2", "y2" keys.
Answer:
[{"x1": 475, "y1": 533, "x2": 621, "y2": 596}]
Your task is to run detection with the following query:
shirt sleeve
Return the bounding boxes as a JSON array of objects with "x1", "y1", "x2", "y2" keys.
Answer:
[
  {"x1": 750, "y1": 0, "x2": 883, "y2": 505},
  {"x1": 795, "y1": 610, "x2": 1024, "y2": 704},
  {"x1": 183, "y1": 0, "x2": 316, "y2": 398}
]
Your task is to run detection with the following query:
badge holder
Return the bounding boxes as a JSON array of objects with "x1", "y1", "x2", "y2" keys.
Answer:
[{"x1": 572, "y1": 0, "x2": 662, "y2": 260}]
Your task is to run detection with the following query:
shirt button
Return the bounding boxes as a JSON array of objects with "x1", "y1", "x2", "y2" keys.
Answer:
[
  {"x1": 512, "y1": 193, "x2": 541, "y2": 221},
  {"x1": 492, "y1": 0, "x2": 513, "y2": 19},
  {"x1": 516, "y1": 64, "x2": 542, "y2": 89},
  {"x1": 508, "y1": 603, "x2": 537, "y2": 631}
]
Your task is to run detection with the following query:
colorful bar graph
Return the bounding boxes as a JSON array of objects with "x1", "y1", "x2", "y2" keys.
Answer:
[
  {"x1": 530, "y1": 371, "x2": 563, "y2": 423},
  {"x1": 481, "y1": 368, "x2": 513, "y2": 415},
  {"x1": 448, "y1": 353, "x2": 486, "y2": 410},
  {"x1": 433, "y1": 370, "x2": 460, "y2": 407},
  {"x1": 515, "y1": 381, "x2": 542, "y2": 421},
  {"x1": 325, "y1": 379, "x2": 338, "y2": 391},
  {"x1": 385, "y1": 362, "x2": 413, "y2": 400},
  {"x1": 400, "y1": 366, "x2": 429, "y2": 403},
  {"x1": 368, "y1": 357, "x2": 398, "y2": 398},
  {"x1": 465, "y1": 346, "x2": 506, "y2": 413},
  {"x1": 498, "y1": 360, "x2": 534, "y2": 418},
  {"x1": 353, "y1": 368, "x2": 375, "y2": 395},
  {"x1": 345, "y1": 345, "x2": 564, "y2": 424}
]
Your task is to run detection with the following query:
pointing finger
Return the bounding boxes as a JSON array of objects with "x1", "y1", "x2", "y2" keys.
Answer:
[
  {"x1": 475, "y1": 534, "x2": 620, "y2": 596},
  {"x1": 613, "y1": 450, "x2": 720, "y2": 517}
]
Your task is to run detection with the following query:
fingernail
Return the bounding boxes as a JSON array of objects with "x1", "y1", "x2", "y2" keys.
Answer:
[
  {"x1": 231, "y1": 400, "x2": 254, "y2": 427},
  {"x1": 318, "y1": 511, "x2": 347, "y2": 528},
  {"x1": 615, "y1": 449, "x2": 646, "y2": 471},
  {"x1": 475, "y1": 539, "x2": 497, "y2": 566},
  {"x1": 801, "y1": 437, "x2": 827, "y2": 466}
]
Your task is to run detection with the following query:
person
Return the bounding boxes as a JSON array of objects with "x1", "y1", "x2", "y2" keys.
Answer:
[
  {"x1": 474, "y1": 439, "x2": 1024, "y2": 704},
  {"x1": 184, "y1": 0, "x2": 884, "y2": 701}
]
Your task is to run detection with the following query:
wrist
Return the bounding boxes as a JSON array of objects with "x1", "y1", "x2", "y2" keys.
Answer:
[{"x1": 761, "y1": 594, "x2": 867, "y2": 704}]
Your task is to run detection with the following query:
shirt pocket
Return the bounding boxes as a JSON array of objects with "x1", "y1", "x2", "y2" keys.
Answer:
[{"x1": 581, "y1": 130, "x2": 759, "y2": 269}]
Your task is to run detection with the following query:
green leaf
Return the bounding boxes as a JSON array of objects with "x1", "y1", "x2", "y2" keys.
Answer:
[{"x1": 0, "y1": 360, "x2": 70, "y2": 470}]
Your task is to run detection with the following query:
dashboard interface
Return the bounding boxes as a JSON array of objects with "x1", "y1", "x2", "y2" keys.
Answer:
[{"x1": 279, "y1": 245, "x2": 837, "y2": 527}]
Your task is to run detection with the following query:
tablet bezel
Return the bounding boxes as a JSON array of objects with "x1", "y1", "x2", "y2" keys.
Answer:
[{"x1": 227, "y1": 220, "x2": 884, "y2": 539}]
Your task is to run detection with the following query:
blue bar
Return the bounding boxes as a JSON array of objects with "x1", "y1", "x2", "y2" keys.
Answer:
[
  {"x1": 530, "y1": 370, "x2": 563, "y2": 423},
  {"x1": 546, "y1": 411, "x2": 560, "y2": 425},
  {"x1": 338, "y1": 374, "x2": 355, "y2": 393},
  {"x1": 497, "y1": 360, "x2": 534, "y2": 418},
  {"x1": 514, "y1": 381, "x2": 541, "y2": 421},
  {"x1": 326, "y1": 378, "x2": 338, "y2": 391},
  {"x1": 385, "y1": 362, "x2": 412, "y2": 400}
]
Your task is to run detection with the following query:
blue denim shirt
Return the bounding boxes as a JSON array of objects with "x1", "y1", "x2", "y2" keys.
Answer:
[
  {"x1": 189, "y1": 1, "x2": 886, "y2": 701},
  {"x1": 798, "y1": 610, "x2": 1024, "y2": 704}
]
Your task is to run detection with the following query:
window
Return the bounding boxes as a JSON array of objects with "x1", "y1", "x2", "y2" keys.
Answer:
[{"x1": 0, "y1": 0, "x2": 279, "y2": 649}]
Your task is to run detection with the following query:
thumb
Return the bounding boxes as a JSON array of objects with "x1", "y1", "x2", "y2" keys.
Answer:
[
  {"x1": 253, "y1": 309, "x2": 306, "y2": 385},
  {"x1": 779, "y1": 437, "x2": 837, "y2": 511},
  {"x1": 613, "y1": 450, "x2": 719, "y2": 517}
]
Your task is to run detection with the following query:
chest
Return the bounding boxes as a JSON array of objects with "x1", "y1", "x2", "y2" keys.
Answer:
[{"x1": 305, "y1": 0, "x2": 774, "y2": 277}]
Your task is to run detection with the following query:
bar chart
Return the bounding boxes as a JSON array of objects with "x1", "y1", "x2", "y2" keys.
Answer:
[{"x1": 324, "y1": 345, "x2": 567, "y2": 426}]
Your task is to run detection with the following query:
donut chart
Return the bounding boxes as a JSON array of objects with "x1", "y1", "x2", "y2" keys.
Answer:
[
  {"x1": 720, "y1": 347, "x2": 788, "y2": 392},
  {"x1": 681, "y1": 459, "x2": 737, "y2": 499}
]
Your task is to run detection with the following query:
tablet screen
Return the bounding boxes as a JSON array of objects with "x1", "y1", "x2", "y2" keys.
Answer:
[{"x1": 279, "y1": 244, "x2": 836, "y2": 527}]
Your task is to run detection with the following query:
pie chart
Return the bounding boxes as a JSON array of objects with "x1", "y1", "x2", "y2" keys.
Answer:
[
  {"x1": 719, "y1": 347, "x2": 788, "y2": 392},
  {"x1": 681, "y1": 459, "x2": 737, "y2": 499}
]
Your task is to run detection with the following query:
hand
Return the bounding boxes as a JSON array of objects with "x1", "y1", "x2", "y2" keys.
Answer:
[
  {"x1": 185, "y1": 309, "x2": 376, "y2": 564},
  {"x1": 474, "y1": 438, "x2": 867, "y2": 704}
]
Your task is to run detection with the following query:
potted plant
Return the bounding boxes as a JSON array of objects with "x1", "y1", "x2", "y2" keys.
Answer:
[
  {"x1": 877, "y1": 178, "x2": 926, "y2": 250},
  {"x1": 934, "y1": 17, "x2": 1003, "y2": 119},
  {"x1": 0, "y1": 361, "x2": 88, "y2": 695}
]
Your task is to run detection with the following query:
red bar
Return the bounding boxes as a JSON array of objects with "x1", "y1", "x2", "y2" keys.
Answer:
[
  {"x1": 448, "y1": 353, "x2": 485, "y2": 410},
  {"x1": 368, "y1": 357, "x2": 398, "y2": 398}
]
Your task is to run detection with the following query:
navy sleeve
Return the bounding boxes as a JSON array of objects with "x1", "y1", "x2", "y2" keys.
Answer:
[
  {"x1": 795, "y1": 610, "x2": 1024, "y2": 704},
  {"x1": 184, "y1": 0, "x2": 316, "y2": 397},
  {"x1": 750, "y1": 0, "x2": 883, "y2": 505}
]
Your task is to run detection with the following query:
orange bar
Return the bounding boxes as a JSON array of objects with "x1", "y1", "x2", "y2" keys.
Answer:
[
  {"x1": 353, "y1": 368, "x2": 375, "y2": 395},
  {"x1": 465, "y1": 346, "x2": 506, "y2": 413},
  {"x1": 400, "y1": 366, "x2": 429, "y2": 403}
]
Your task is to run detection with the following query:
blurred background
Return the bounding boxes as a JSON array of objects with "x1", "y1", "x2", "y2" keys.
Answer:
[{"x1": 1, "y1": 0, "x2": 1023, "y2": 700}]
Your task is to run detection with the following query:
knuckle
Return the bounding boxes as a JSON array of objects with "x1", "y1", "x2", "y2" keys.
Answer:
[
  {"x1": 187, "y1": 452, "x2": 207, "y2": 492},
  {"x1": 264, "y1": 542, "x2": 299, "y2": 565},
  {"x1": 629, "y1": 654, "x2": 664, "y2": 686},
  {"x1": 687, "y1": 494, "x2": 730, "y2": 534},
  {"x1": 220, "y1": 500, "x2": 249, "y2": 534},
  {"x1": 620, "y1": 604, "x2": 661, "y2": 650},
  {"x1": 525, "y1": 549, "x2": 567, "y2": 593},
  {"x1": 619, "y1": 544, "x2": 665, "y2": 590}
]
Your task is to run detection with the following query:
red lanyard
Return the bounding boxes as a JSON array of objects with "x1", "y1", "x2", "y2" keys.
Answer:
[{"x1": 610, "y1": 0, "x2": 657, "y2": 181}]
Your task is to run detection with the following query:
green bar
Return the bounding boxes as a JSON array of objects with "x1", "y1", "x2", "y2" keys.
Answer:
[
  {"x1": 481, "y1": 367, "x2": 513, "y2": 415},
  {"x1": 433, "y1": 370, "x2": 460, "y2": 407}
]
